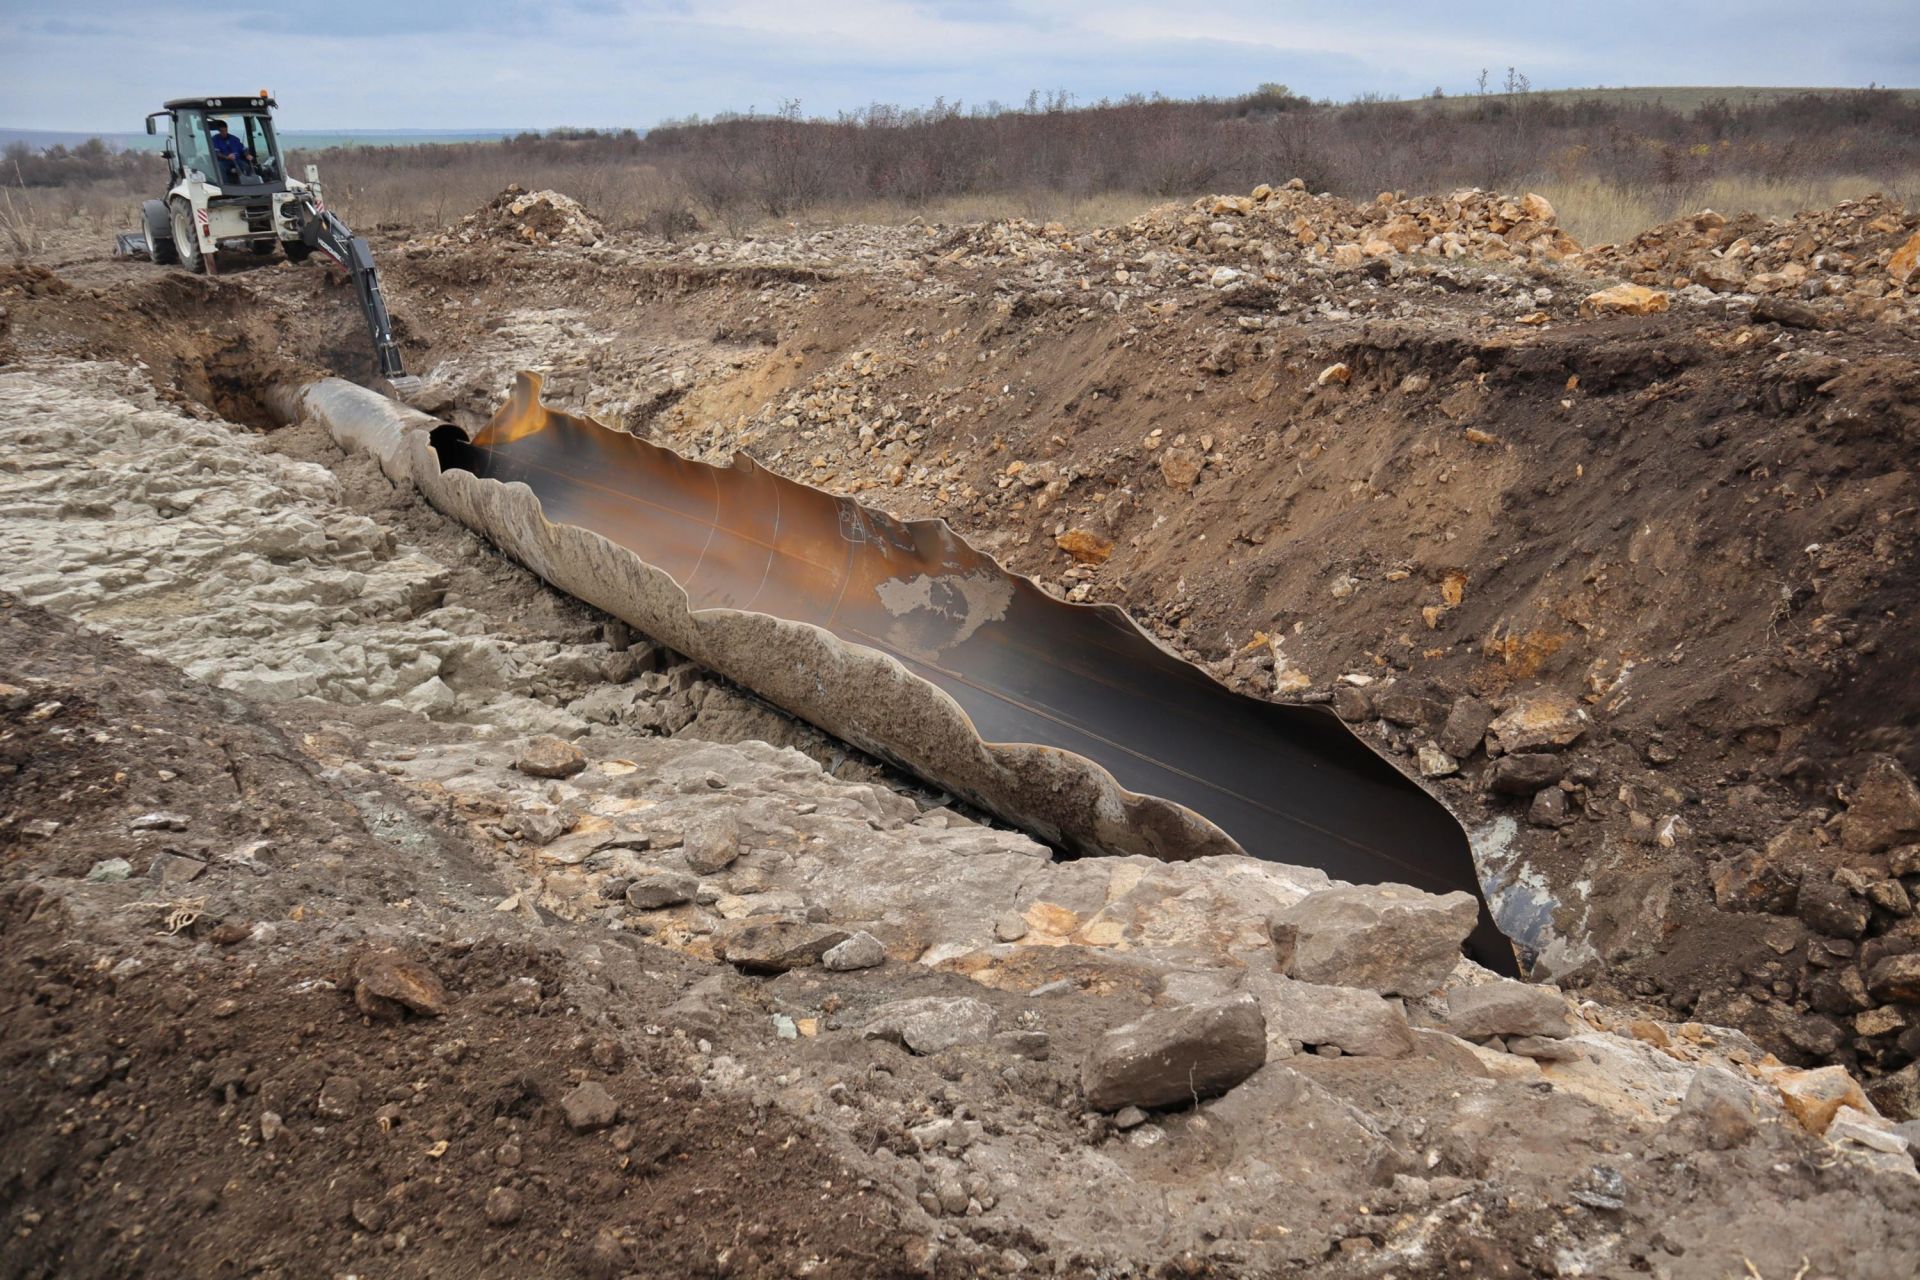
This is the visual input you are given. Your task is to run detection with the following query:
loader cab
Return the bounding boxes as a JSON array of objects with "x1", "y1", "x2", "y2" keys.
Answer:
[{"x1": 150, "y1": 95, "x2": 287, "y2": 191}]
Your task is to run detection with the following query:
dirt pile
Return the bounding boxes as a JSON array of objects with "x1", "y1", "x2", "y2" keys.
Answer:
[
  {"x1": 949, "y1": 180, "x2": 1582, "y2": 281},
  {"x1": 432, "y1": 183, "x2": 606, "y2": 249},
  {"x1": 1588, "y1": 193, "x2": 1920, "y2": 321}
]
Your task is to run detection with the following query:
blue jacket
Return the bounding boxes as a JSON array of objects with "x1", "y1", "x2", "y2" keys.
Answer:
[{"x1": 211, "y1": 132, "x2": 248, "y2": 160}]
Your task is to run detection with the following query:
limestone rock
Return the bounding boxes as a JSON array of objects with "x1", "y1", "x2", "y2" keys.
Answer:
[
  {"x1": 625, "y1": 870, "x2": 697, "y2": 910},
  {"x1": 1268, "y1": 884, "x2": 1476, "y2": 995},
  {"x1": 1828, "y1": 1105, "x2": 1910, "y2": 1156},
  {"x1": 1444, "y1": 978, "x2": 1572, "y2": 1040},
  {"x1": 1487, "y1": 752, "x2": 1565, "y2": 795},
  {"x1": 1262, "y1": 978, "x2": 1415, "y2": 1057},
  {"x1": 1055, "y1": 530, "x2": 1114, "y2": 564},
  {"x1": 1692, "y1": 256, "x2": 1746, "y2": 292},
  {"x1": 1158, "y1": 448, "x2": 1202, "y2": 488},
  {"x1": 1486, "y1": 693, "x2": 1587, "y2": 754},
  {"x1": 1865, "y1": 953, "x2": 1920, "y2": 1004},
  {"x1": 1866, "y1": 1061, "x2": 1920, "y2": 1121},
  {"x1": 822, "y1": 930, "x2": 886, "y2": 971},
  {"x1": 351, "y1": 949, "x2": 449, "y2": 1019},
  {"x1": 1673, "y1": 1066, "x2": 1764, "y2": 1149},
  {"x1": 1772, "y1": 1064, "x2": 1869, "y2": 1135},
  {"x1": 1839, "y1": 756, "x2": 1920, "y2": 854},
  {"x1": 1889, "y1": 229, "x2": 1920, "y2": 286},
  {"x1": 863, "y1": 996, "x2": 999, "y2": 1055},
  {"x1": 148, "y1": 851, "x2": 207, "y2": 883},
  {"x1": 514, "y1": 735, "x2": 586, "y2": 779},
  {"x1": 682, "y1": 813, "x2": 741, "y2": 875},
  {"x1": 1796, "y1": 876, "x2": 1869, "y2": 938},
  {"x1": 560, "y1": 1081, "x2": 619, "y2": 1133},
  {"x1": 1579, "y1": 284, "x2": 1671, "y2": 317},
  {"x1": 1437, "y1": 696, "x2": 1494, "y2": 759},
  {"x1": 1332, "y1": 685, "x2": 1372, "y2": 723},
  {"x1": 1081, "y1": 994, "x2": 1267, "y2": 1111},
  {"x1": 720, "y1": 920, "x2": 850, "y2": 973},
  {"x1": 1709, "y1": 852, "x2": 1799, "y2": 914},
  {"x1": 1417, "y1": 744, "x2": 1458, "y2": 778},
  {"x1": 1528, "y1": 787, "x2": 1573, "y2": 828}
]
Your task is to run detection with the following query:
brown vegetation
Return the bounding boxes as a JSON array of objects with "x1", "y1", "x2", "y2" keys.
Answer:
[{"x1": 7, "y1": 87, "x2": 1920, "y2": 250}]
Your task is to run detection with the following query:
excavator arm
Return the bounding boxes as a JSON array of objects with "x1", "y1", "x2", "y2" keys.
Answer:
[{"x1": 290, "y1": 199, "x2": 409, "y2": 383}]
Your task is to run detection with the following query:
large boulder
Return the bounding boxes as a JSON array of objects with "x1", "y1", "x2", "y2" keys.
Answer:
[
  {"x1": 1267, "y1": 884, "x2": 1476, "y2": 995},
  {"x1": 1081, "y1": 994, "x2": 1268, "y2": 1111},
  {"x1": 1261, "y1": 978, "x2": 1415, "y2": 1057},
  {"x1": 719, "y1": 921, "x2": 849, "y2": 973},
  {"x1": 1444, "y1": 978, "x2": 1574, "y2": 1040}
]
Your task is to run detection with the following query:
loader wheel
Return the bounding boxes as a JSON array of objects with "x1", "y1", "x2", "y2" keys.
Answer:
[
  {"x1": 251, "y1": 241, "x2": 277, "y2": 256},
  {"x1": 141, "y1": 199, "x2": 177, "y2": 265},
  {"x1": 169, "y1": 200, "x2": 205, "y2": 274},
  {"x1": 282, "y1": 240, "x2": 314, "y2": 264}
]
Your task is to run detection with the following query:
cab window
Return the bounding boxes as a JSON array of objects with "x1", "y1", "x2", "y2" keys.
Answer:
[
  {"x1": 238, "y1": 114, "x2": 282, "y2": 178},
  {"x1": 172, "y1": 109, "x2": 214, "y2": 179}
]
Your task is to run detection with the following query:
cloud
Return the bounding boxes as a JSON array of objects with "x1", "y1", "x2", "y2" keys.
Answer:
[{"x1": 2, "y1": 0, "x2": 1913, "y2": 132}]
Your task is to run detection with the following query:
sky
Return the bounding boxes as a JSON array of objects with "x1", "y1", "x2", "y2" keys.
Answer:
[{"x1": 5, "y1": 0, "x2": 1917, "y2": 133}]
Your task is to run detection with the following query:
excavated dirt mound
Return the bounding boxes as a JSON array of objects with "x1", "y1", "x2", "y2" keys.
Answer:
[
  {"x1": 1587, "y1": 193, "x2": 1920, "y2": 321},
  {"x1": 430, "y1": 184, "x2": 608, "y2": 250}
]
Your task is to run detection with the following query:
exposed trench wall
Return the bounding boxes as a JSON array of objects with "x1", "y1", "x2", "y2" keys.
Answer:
[{"x1": 276, "y1": 375, "x2": 1514, "y2": 970}]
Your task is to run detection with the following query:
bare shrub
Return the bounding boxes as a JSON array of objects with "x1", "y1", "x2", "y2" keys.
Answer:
[{"x1": 7, "y1": 89, "x2": 1918, "y2": 246}]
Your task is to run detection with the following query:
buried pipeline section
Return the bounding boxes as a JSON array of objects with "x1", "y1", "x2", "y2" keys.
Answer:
[{"x1": 281, "y1": 373, "x2": 1515, "y2": 970}]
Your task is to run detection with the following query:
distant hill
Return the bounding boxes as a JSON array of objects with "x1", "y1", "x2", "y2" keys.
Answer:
[
  {"x1": 0, "y1": 127, "x2": 522, "y2": 153},
  {"x1": 1403, "y1": 85, "x2": 1920, "y2": 112}
]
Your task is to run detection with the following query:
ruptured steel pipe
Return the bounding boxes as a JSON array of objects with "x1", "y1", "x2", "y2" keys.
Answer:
[{"x1": 277, "y1": 373, "x2": 1516, "y2": 971}]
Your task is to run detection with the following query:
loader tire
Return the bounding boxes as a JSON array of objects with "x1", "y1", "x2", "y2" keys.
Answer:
[
  {"x1": 141, "y1": 200, "x2": 177, "y2": 265},
  {"x1": 169, "y1": 200, "x2": 205, "y2": 274}
]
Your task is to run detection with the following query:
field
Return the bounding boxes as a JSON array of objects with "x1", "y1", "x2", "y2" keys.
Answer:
[{"x1": 3, "y1": 81, "x2": 1920, "y2": 1279}]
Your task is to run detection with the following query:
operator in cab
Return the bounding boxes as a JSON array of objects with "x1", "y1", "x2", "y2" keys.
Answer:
[{"x1": 209, "y1": 120, "x2": 253, "y2": 182}]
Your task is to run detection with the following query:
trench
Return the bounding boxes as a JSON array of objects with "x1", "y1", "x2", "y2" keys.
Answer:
[{"x1": 275, "y1": 372, "x2": 1518, "y2": 973}]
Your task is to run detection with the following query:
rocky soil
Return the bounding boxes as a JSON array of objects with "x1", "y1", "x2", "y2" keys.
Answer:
[{"x1": 2, "y1": 181, "x2": 1919, "y2": 1276}]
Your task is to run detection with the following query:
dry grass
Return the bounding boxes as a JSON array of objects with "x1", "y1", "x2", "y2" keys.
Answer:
[
  {"x1": 1540, "y1": 172, "x2": 1920, "y2": 247},
  {"x1": 5, "y1": 162, "x2": 1914, "y2": 266},
  {"x1": 791, "y1": 190, "x2": 1166, "y2": 231}
]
